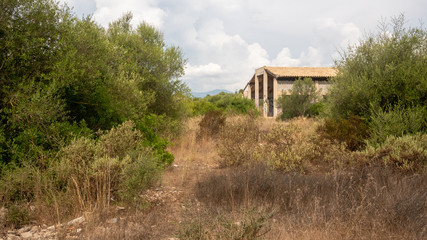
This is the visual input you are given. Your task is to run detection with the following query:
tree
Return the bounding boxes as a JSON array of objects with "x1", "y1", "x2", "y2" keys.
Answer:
[
  {"x1": 0, "y1": 2, "x2": 188, "y2": 166},
  {"x1": 326, "y1": 15, "x2": 427, "y2": 143},
  {"x1": 277, "y1": 78, "x2": 320, "y2": 120},
  {"x1": 107, "y1": 13, "x2": 190, "y2": 121}
]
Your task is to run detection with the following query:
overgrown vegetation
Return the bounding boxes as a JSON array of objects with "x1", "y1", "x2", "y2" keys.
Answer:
[
  {"x1": 0, "y1": 0, "x2": 188, "y2": 226},
  {"x1": 191, "y1": 92, "x2": 257, "y2": 116},
  {"x1": 196, "y1": 116, "x2": 426, "y2": 239},
  {"x1": 277, "y1": 78, "x2": 322, "y2": 120},
  {"x1": 326, "y1": 15, "x2": 427, "y2": 145}
]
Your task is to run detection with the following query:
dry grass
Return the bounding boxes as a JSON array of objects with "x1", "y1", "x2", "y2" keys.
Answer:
[
  {"x1": 3, "y1": 116, "x2": 425, "y2": 240},
  {"x1": 181, "y1": 116, "x2": 426, "y2": 240}
]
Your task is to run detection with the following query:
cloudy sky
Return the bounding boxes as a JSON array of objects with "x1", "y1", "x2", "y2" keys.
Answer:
[{"x1": 59, "y1": 0, "x2": 426, "y2": 92}]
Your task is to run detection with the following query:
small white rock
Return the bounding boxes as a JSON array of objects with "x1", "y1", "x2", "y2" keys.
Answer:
[
  {"x1": 20, "y1": 231, "x2": 32, "y2": 239},
  {"x1": 107, "y1": 218, "x2": 118, "y2": 224}
]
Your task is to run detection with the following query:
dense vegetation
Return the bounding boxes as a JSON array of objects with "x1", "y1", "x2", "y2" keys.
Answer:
[
  {"x1": 326, "y1": 15, "x2": 427, "y2": 145},
  {"x1": 0, "y1": 0, "x2": 188, "y2": 225},
  {"x1": 191, "y1": 92, "x2": 257, "y2": 116},
  {"x1": 277, "y1": 77, "x2": 324, "y2": 120},
  {"x1": 278, "y1": 16, "x2": 426, "y2": 148}
]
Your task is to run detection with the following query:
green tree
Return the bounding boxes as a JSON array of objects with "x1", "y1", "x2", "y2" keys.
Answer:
[
  {"x1": 107, "y1": 13, "x2": 190, "y2": 121},
  {"x1": 277, "y1": 78, "x2": 320, "y2": 120},
  {"x1": 327, "y1": 15, "x2": 427, "y2": 143},
  {"x1": 0, "y1": 2, "x2": 188, "y2": 166}
]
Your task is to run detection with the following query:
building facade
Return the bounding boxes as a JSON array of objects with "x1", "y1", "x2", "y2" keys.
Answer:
[{"x1": 243, "y1": 66, "x2": 337, "y2": 117}]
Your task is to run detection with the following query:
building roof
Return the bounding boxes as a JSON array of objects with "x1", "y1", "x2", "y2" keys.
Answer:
[
  {"x1": 243, "y1": 66, "x2": 337, "y2": 91},
  {"x1": 263, "y1": 66, "x2": 337, "y2": 78}
]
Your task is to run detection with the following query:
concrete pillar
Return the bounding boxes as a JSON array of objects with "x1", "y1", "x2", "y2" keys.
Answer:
[
  {"x1": 247, "y1": 83, "x2": 251, "y2": 100},
  {"x1": 263, "y1": 70, "x2": 268, "y2": 117},
  {"x1": 254, "y1": 75, "x2": 259, "y2": 109},
  {"x1": 273, "y1": 77, "x2": 278, "y2": 117}
]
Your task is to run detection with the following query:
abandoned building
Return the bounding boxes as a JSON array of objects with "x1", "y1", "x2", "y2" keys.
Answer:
[{"x1": 242, "y1": 66, "x2": 337, "y2": 117}]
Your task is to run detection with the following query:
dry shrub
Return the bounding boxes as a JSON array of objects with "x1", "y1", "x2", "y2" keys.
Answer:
[
  {"x1": 0, "y1": 121, "x2": 164, "y2": 226},
  {"x1": 197, "y1": 110, "x2": 226, "y2": 140},
  {"x1": 57, "y1": 121, "x2": 162, "y2": 213},
  {"x1": 195, "y1": 164, "x2": 427, "y2": 239},
  {"x1": 217, "y1": 117, "x2": 352, "y2": 173},
  {"x1": 216, "y1": 116, "x2": 261, "y2": 167},
  {"x1": 358, "y1": 134, "x2": 427, "y2": 174},
  {"x1": 178, "y1": 206, "x2": 274, "y2": 240}
]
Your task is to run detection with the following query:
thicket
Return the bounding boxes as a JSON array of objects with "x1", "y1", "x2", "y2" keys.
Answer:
[
  {"x1": 0, "y1": 0, "x2": 188, "y2": 226},
  {"x1": 326, "y1": 15, "x2": 427, "y2": 145},
  {"x1": 277, "y1": 78, "x2": 323, "y2": 120},
  {"x1": 191, "y1": 92, "x2": 257, "y2": 116}
]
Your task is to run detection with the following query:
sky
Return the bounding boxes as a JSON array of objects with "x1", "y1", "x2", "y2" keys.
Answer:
[{"x1": 58, "y1": 0, "x2": 426, "y2": 92}]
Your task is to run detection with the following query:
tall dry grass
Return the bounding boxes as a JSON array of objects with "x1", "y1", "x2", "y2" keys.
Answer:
[{"x1": 178, "y1": 115, "x2": 427, "y2": 240}]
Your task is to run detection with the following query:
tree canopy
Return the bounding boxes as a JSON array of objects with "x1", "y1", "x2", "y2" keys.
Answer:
[
  {"x1": 326, "y1": 15, "x2": 427, "y2": 143},
  {"x1": 277, "y1": 78, "x2": 321, "y2": 120},
  {"x1": 0, "y1": 0, "x2": 189, "y2": 167}
]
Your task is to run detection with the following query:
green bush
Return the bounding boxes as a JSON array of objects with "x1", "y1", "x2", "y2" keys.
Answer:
[
  {"x1": 6, "y1": 204, "x2": 30, "y2": 227},
  {"x1": 327, "y1": 15, "x2": 427, "y2": 142},
  {"x1": 59, "y1": 121, "x2": 163, "y2": 206},
  {"x1": 136, "y1": 114, "x2": 176, "y2": 166},
  {"x1": 368, "y1": 105, "x2": 427, "y2": 145},
  {"x1": 277, "y1": 78, "x2": 320, "y2": 120},
  {"x1": 361, "y1": 134, "x2": 427, "y2": 173},
  {"x1": 190, "y1": 98, "x2": 218, "y2": 116},
  {"x1": 192, "y1": 92, "x2": 257, "y2": 116},
  {"x1": 317, "y1": 116, "x2": 370, "y2": 151}
]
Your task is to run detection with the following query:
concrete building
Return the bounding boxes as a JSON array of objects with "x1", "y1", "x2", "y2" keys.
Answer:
[{"x1": 242, "y1": 66, "x2": 337, "y2": 117}]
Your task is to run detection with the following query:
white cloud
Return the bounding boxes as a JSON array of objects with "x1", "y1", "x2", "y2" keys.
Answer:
[
  {"x1": 185, "y1": 63, "x2": 222, "y2": 78},
  {"x1": 93, "y1": 0, "x2": 166, "y2": 28},
  {"x1": 58, "y1": 0, "x2": 427, "y2": 92}
]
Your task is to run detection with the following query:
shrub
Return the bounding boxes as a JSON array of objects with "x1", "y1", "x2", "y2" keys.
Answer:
[
  {"x1": 327, "y1": 15, "x2": 427, "y2": 120},
  {"x1": 216, "y1": 116, "x2": 260, "y2": 167},
  {"x1": 58, "y1": 121, "x2": 163, "y2": 209},
  {"x1": 192, "y1": 92, "x2": 258, "y2": 116},
  {"x1": 317, "y1": 116, "x2": 370, "y2": 151},
  {"x1": 136, "y1": 114, "x2": 176, "y2": 166},
  {"x1": 119, "y1": 151, "x2": 162, "y2": 202},
  {"x1": 190, "y1": 98, "x2": 218, "y2": 116},
  {"x1": 368, "y1": 105, "x2": 427, "y2": 145},
  {"x1": 277, "y1": 78, "x2": 320, "y2": 120},
  {"x1": 197, "y1": 110, "x2": 226, "y2": 140},
  {"x1": 360, "y1": 134, "x2": 427, "y2": 173},
  {"x1": 6, "y1": 204, "x2": 30, "y2": 227},
  {"x1": 178, "y1": 207, "x2": 273, "y2": 240},
  {"x1": 262, "y1": 124, "x2": 305, "y2": 172}
]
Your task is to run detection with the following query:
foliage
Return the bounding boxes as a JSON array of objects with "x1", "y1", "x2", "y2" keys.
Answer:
[
  {"x1": 368, "y1": 105, "x2": 427, "y2": 146},
  {"x1": 318, "y1": 116, "x2": 370, "y2": 151},
  {"x1": 136, "y1": 114, "x2": 176, "y2": 166},
  {"x1": 0, "y1": 0, "x2": 188, "y2": 223},
  {"x1": 197, "y1": 110, "x2": 227, "y2": 139},
  {"x1": 59, "y1": 121, "x2": 163, "y2": 204},
  {"x1": 0, "y1": 0, "x2": 187, "y2": 168},
  {"x1": 192, "y1": 92, "x2": 257, "y2": 116},
  {"x1": 327, "y1": 15, "x2": 427, "y2": 143},
  {"x1": 277, "y1": 78, "x2": 321, "y2": 120},
  {"x1": 360, "y1": 134, "x2": 427, "y2": 173}
]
